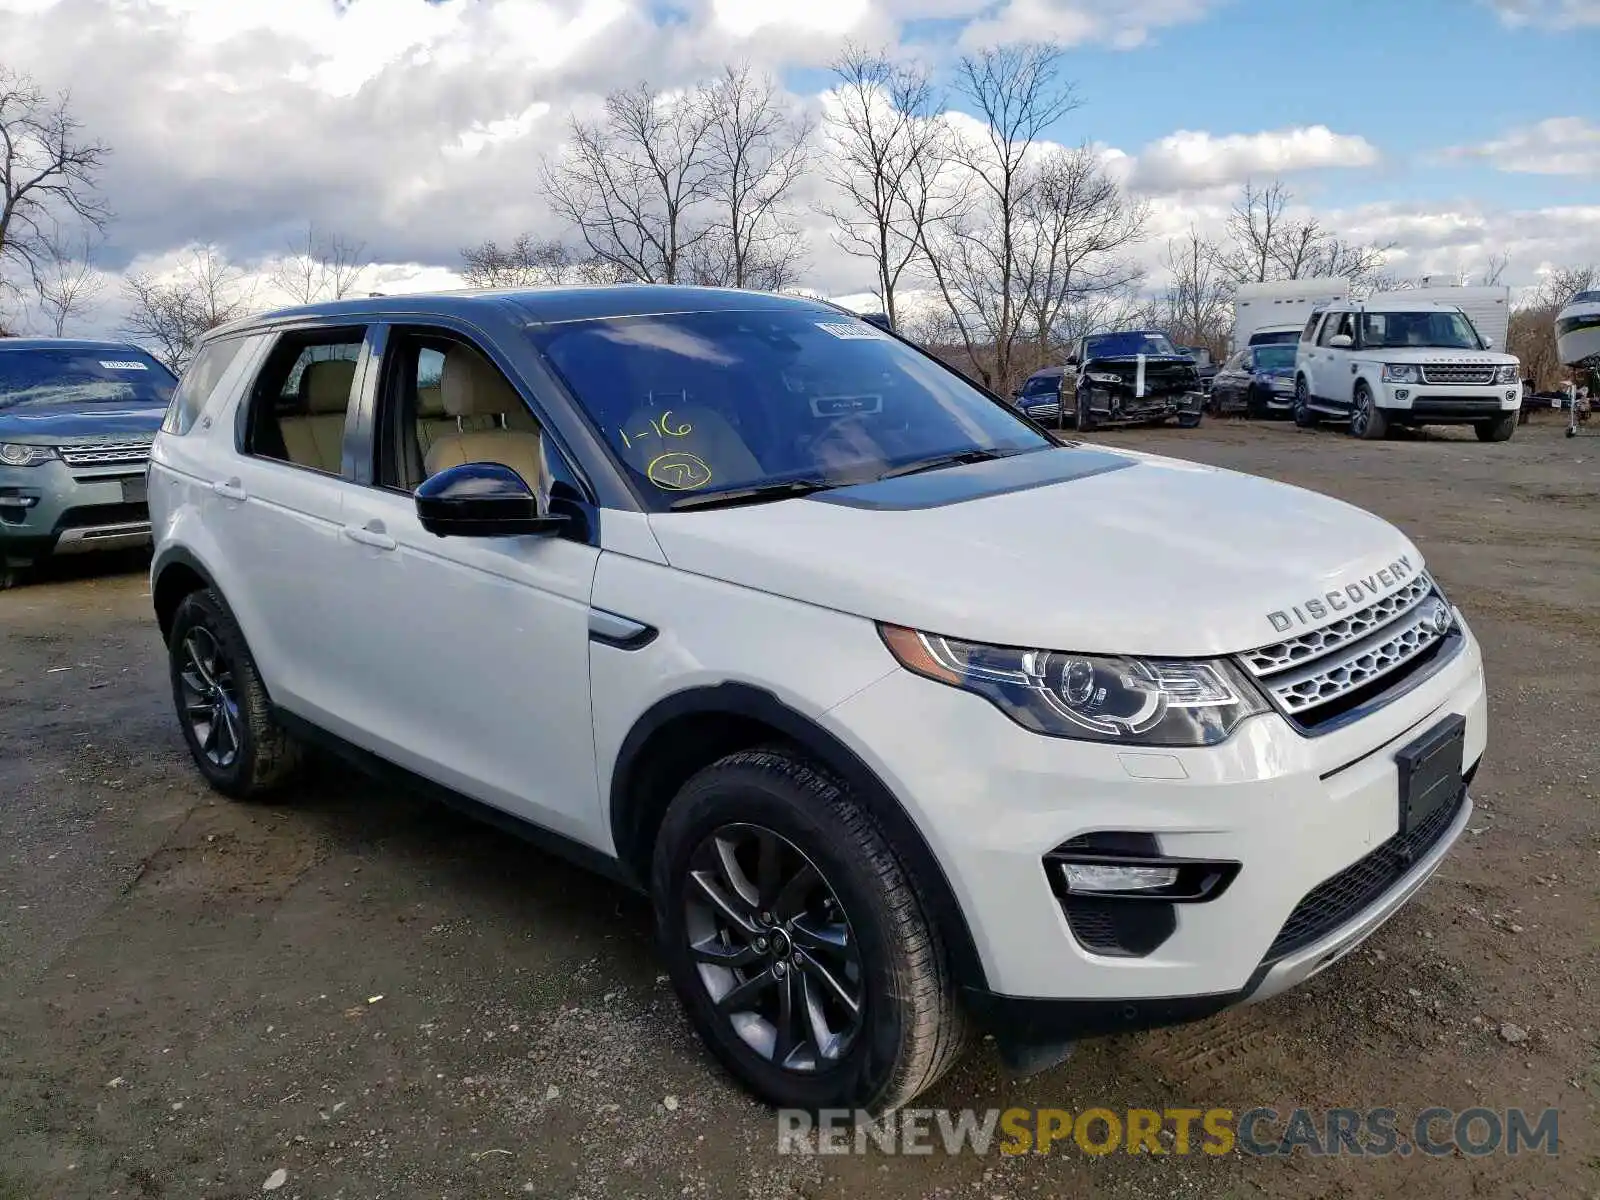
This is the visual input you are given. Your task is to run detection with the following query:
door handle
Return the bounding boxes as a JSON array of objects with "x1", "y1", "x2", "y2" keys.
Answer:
[
  {"x1": 211, "y1": 478, "x2": 247, "y2": 501},
  {"x1": 342, "y1": 522, "x2": 397, "y2": 551}
]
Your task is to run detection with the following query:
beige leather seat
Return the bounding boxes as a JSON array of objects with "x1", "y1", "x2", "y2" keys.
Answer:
[
  {"x1": 615, "y1": 402, "x2": 763, "y2": 487},
  {"x1": 414, "y1": 380, "x2": 452, "y2": 462},
  {"x1": 423, "y1": 346, "x2": 548, "y2": 499},
  {"x1": 280, "y1": 359, "x2": 354, "y2": 473}
]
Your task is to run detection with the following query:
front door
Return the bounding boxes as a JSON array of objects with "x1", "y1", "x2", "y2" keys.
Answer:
[{"x1": 330, "y1": 325, "x2": 607, "y2": 848}]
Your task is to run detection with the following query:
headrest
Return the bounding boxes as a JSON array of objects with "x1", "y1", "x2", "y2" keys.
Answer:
[
  {"x1": 416, "y1": 381, "x2": 446, "y2": 418},
  {"x1": 441, "y1": 346, "x2": 522, "y2": 418},
  {"x1": 301, "y1": 359, "x2": 356, "y2": 414}
]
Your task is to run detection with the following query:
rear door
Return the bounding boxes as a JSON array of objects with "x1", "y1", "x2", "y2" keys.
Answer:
[
  {"x1": 331, "y1": 322, "x2": 607, "y2": 847},
  {"x1": 204, "y1": 325, "x2": 372, "y2": 721}
]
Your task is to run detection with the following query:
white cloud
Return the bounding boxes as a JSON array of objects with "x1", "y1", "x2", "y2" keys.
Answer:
[
  {"x1": 711, "y1": 0, "x2": 874, "y2": 38},
  {"x1": 1128, "y1": 126, "x2": 1380, "y2": 193},
  {"x1": 1484, "y1": 0, "x2": 1600, "y2": 27},
  {"x1": 955, "y1": 0, "x2": 1215, "y2": 49},
  {"x1": 1445, "y1": 117, "x2": 1600, "y2": 175}
]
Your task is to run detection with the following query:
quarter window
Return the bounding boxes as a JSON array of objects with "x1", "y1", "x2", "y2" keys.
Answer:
[{"x1": 163, "y1": 337, "x2": 246, "y2": 435}]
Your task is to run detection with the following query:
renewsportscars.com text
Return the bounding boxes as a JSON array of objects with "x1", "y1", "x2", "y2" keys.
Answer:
[{"x1": 777, "y1": 1106, "x2": 1560, "y2": 1158}]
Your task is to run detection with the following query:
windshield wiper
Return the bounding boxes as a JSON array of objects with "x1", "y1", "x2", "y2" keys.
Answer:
[
  {"x1": 876, "y1": 446, "x2": 1030, "y2": 481},
  {"x1": 667, "y1": 477, "x2": 836, "y2": 511}
]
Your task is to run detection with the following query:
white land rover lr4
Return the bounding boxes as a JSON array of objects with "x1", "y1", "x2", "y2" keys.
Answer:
[
  {"x1": 149, "y1": 287, "x2": 1487, "y2": 1113},
  {"x1": 1293, "y1": 300, "x2": 1522, "y2": 441}
]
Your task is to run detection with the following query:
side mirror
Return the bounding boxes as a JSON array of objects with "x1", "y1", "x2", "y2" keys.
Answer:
[
  {"x1": 1481, "y1": 335, "x2": 1494, "y2": 349},
  {"x1": 1329, "y1": 334, "x2": 1353, "y2": 349},
  {"x1": 1066, "y1": 355, "x2": 1079, "y2": 367},
  {"x1": 415, "y1": 462, "x2": 569, "y2": 538}
]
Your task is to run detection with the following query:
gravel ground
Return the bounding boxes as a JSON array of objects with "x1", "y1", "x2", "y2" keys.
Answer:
[{"x1": 0, "y1": 415, "x2": 1595, "y2": 1199}]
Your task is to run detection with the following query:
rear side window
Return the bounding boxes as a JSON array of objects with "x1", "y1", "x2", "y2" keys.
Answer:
[
  {"x1": 162, "y1": 338, "x2": 247, "y2": 435},
  {"x1": 242, "y1": 330, "x2": 366, "y2": 476}
]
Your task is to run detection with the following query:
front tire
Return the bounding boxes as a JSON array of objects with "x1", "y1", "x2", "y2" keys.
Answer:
[
  {"x1": 168, "y1": 588, "x2": 303, "y2": 799},
  {"x1": 1350, "y1": 382, "x2": 1388, "y2": 440},
  {"x1": 652, "y1": 749, "x2": 967, "y2": 1113},
  {"x1": 1075, "y1": 391, "x2": 1096, "y2": 432},
  {"x1": 1246, "y1": 385, "x2": 1270, "y2": 419},
  {"x1": 1293, "y1": 377, "x2": 1319, "y2": 427},
  {"x1": 1476, "y1": 413, "x2": 1517, "y2": 442}
]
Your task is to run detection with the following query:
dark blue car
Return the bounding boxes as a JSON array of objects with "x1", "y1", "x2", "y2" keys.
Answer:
[
  {"x1": 0, "y1": 339, "x2": 178, "y2": 587},
  {"x1": 1208, "y1": 343, "x2": 1298, "y2": 417}
]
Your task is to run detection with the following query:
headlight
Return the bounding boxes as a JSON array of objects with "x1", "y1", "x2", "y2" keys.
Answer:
[
  {"x1": 0, "y1": 442, "x2": 57, "y2": 467},
  {"x1": 1085, "y1": 372, "x2": 1123, "y2": 385},
  {"x1": 1381, "y1": 364, "x2": 1421, "y2": 384},
  {"x1": 1495, "y1": 364, "x2": 1520, "y2": 384},
  {"x1": 879, "y1": 625, "x2": 1267, "y2": 746}
]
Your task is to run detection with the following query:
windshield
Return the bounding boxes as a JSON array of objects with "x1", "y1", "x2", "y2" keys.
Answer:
[
  {"x1": 1254, "y1": 345, "x2": 1297, "y2": 370},
  {"x1": 1360, "y1": 311, "x2": 1482, "y2": 350},
  {"x1": 1084, "y1": 331, "x2": 1179, "y2": 358},
  {"x1": 0, "y1": 348, "x2": 176, "y2": 411},
  {"x1": 1248, "y1": 328, "x2": 1301, "y2": 347},
  {"x1": 531, "y1": 309, "x2": 1048, "y2": 503}
]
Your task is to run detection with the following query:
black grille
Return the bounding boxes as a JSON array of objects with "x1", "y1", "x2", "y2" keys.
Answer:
[
  {"x1": 1062, "y1": 897, "x2": 1176, "y2": 957},
  {"x1": 1266, "y1": 787, "x2": 1466, "y2": 960},
  {"x1": 56, "y1": 502, "x2": 149, "y2": 530}
]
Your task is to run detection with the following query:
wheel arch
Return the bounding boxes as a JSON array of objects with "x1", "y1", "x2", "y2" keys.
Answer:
[
  {"x1": 152, "y1": 544, "x2": 220, "y2": 642},
  {"x1": 609, "y1": 682, "x2": 990, "y2": 992}
]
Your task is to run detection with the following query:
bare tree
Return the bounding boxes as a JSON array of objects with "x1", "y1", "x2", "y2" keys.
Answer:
[
  {"x1": 821, "y1": 47, "x2": 949, "y2": 327},
  {"x1": 122, "y1": 246, "x2": 256, "y2": 370},
  {"x1": 0, "y1": 68, "x2": 110, "y2": 301},
  {"x1": 1156, "y1": 225, "x2": 1231, "y2": 353},
  {"x1": 32, "y1": 224, "x2": 104, "y2": 335},
  {"x1": 693, "y1": 65, "x2": 810, "y2": 290},
  {"x1": 919, "y1": 43, "x2": 1080, "y2": 395},
  {"x1": 460, "y1": 233, "x2": 578, "y2": 287},
  {"x1": 1016, "y1": 143, "x2": 1147, "y2": 366},
  {"x1": 271, "y1": 224, "x2": 370, "y2": 304},
  {"x1": 1211, "y1": 179, "x2": 1391, "y2": 291},
  {"x1": 540, "y1": 82, "x2": 718, "y2": 284},
  {"x1": 1509, "y1": 263, "x2": 1598, "y2": 387},
  {"x1": 687, "y1": 226, "x2": 807, "y2": 292}
]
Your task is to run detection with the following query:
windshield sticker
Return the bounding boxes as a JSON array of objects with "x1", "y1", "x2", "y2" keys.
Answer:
[
  {"x1": 99, "y1": 360, "x2": 150, "y2": 371},
  {"x1": 815, "y1": 321, "x2": 887, "y2": 341},
  {"x1": 810, "y1": 393, "x2": 883, "y2": 417},
  {"x1": 647, "y1": 451, "x2": 713, "y2": 491}
]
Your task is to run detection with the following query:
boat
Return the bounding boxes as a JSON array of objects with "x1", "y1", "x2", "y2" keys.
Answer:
[{"x1": 1555, "y1": 289, "x2": 1600, "y2": 367}]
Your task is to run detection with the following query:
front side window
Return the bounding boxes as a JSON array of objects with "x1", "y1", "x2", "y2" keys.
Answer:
[
  {"x1": 0, "y1": 347, "x2": 176, "y2": 412},
  {"x1": 531, "y1": 309, "x2": 1048, "y2": 504},
  {"x1": 1318, "y1": 313, "x2": 1354, "y2": 346},
  {"x1": 1083, "y1": 331, "x2": 1179, "y2": 358},
  {"x1": 1359, "y1": 311, "x2": 1482, "y2": 350}
]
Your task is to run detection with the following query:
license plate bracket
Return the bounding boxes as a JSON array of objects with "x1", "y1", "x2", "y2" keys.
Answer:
[
  {"x1": 1395, "y1": 714, "x2": 1465, "y2": 834},
  {"x1": 122, "y1": 476, "x2": 148, "y2": 505}
]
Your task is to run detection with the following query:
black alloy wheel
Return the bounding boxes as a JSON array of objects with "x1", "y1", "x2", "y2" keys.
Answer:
[
  {"x1": 683, "y1": 823, "x2": 864, "y2": 1071},
  {"x1": 652, "y1": 749, "x2": 967, "y2": 1112},
  {"x1": 176, "y1": 624, "x2": 241, "y2": 769},
  {"x1": 167, "y1": 588, "x2": 303, "y2": 799},
  {"x1": 1350, "y1": 382, "x2": 1387, "y2": 440},
  {"x1": 1293, "y1": 376, "x2": 1319, "y2": 427}
]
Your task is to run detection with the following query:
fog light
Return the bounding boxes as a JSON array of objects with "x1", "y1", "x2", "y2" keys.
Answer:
[
  {"x1": 1506, "y1": 390, "x2": 1518, "y2": 401},
  {"x1": 1061, "y1": 863, "x2": 1179, "y2": 894},
  {"x1": 1394, "y1": 388, "x2": 1409, "y2": 401}
]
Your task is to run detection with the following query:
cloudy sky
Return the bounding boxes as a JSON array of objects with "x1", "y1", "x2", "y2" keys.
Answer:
[{"x1": 2, "y1": 0, "x2": 1597, "y2": 333}]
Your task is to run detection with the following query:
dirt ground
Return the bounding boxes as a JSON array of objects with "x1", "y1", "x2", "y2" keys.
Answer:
[{"x1": 1, "y1": 414, "x2": 1595, "y2": 1200}]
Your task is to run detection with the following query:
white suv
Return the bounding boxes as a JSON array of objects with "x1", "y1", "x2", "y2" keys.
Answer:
[
  {"x1": 1293, "y1": 301, "x2": 1522, "y2": 440},
  {"x1": 149, "y1": 287, "x2": 1487, "y2": 1112}
]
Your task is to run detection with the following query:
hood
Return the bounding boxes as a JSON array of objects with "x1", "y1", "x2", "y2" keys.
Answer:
[
  {"x1": 1256, "y1": 364, "x2": 1295, "y2": 379},
  {"x1": 1372, "y1": 349, "x2": 1518, "y2": 365},
  {"x1": 647, "y1": 446, "x2": 1421, "y2": 657},
  {"x1": 0, "y1": 401, "x2": 165, "y2": 443}
]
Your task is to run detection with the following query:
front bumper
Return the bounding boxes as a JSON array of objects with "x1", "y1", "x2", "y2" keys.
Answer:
[
  {"x1": 1379, "y1": 382, "x2": 1520, "y2": 422},
  {"x1": 822, "y1": 614, "x2": 1487, "y2": 1028},
  {"x1": 0, "y1": 457, "x2": 151, "y2": 562}
]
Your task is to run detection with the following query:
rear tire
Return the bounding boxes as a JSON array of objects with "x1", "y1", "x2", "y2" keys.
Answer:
[
  {"x1": 1350, "y1": 383, "x2": 1388, "y2": 440},
  {"x1": 1292, "y1": 377, "x2": 1319, "y2": 428},
  {"x1": 1475, "y1": 413, "x2": 1516, "y2": 442},
  {"x1": 652, "y1": 748, "x2": 968, "y2": 1114},
  {"x1": 168, "y1": 588, "x2": 303, "y2": 799},
  {"x1": 0, "y1": 560, "x2": 29, "y2": 590}
]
